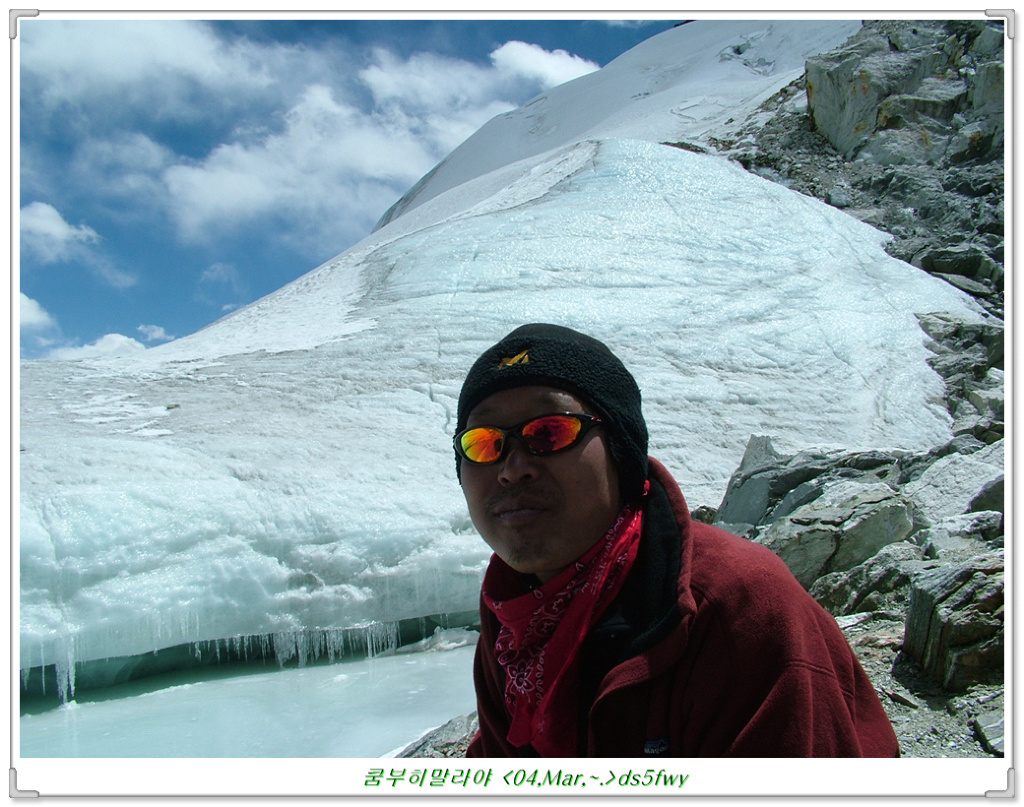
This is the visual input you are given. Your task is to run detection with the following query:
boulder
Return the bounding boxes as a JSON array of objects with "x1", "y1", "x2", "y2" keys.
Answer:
[
  {"x1": 973, "y1": 710, "x2": 1005, "y2": 756},
  {"x1": 896, "y1": 433, "x2": 987, "y2": 485},
  {"x1": 967, "y1": 372, "x2": 1004, "y2": 422},
  {"x1": 713, "y1": 436, "x2": 906, "y2": 534},
  {"x1": 809, "y1": 541, "x2": 933, "y2": 616},
  {"x1": 913, "y1": 510, "x2": 1003, "y2": 562},
  {"x1": 902, "y1": 440, "x2": 1004, "y2": 525},
  {"x1": 397, "y1": 712, "x2": 479, "y2": 758},
  {"x1": 806, "y1": 27, "x2": 949, "y2": 159},
  {"x1": 969, "y1": 475, "x2": 1004, "y2": 513},
  {"x1": 713, "y1": 435, "x2": 783, "y2": 528},
  {"x1": 902, "y1": 552, "x2": 1003, "y2": 690},
  {"x1": 756, "y1": 480, "x2": 914, "y2": 588}
]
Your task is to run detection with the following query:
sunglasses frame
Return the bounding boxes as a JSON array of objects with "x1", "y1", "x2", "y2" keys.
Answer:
[{"x1": 454, "y1": 412, "x2": 603, "y2": 465}]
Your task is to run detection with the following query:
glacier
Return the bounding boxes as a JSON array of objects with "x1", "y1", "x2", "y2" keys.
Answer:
[{"x1": 18, "y1": 18, "x2": 989, "y2": 757}]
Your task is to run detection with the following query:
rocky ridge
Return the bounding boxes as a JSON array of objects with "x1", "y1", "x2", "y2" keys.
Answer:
[
  {"x1": 700, "y1": 18, "x2": 1006, "y2": 759},
  {"x1": 704, "y1": 18, "x2": 1005, "y2": 318},
  {"x1": 400, "y1": 19, "x2": 1006, "y2": 760}
]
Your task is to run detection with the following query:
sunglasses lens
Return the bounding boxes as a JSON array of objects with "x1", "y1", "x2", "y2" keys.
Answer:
[
  {"x1": 459, "y1": 427, "x2": 504, "y2": 463},
  {"x1": 457, "y1": 415, "x2": 593, "y2": 464},
  {"x1": 521, "y1": 415, "x2": 583, "y2": 454}
]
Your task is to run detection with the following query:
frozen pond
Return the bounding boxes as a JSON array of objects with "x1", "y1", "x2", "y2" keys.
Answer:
[{"x1": 20, "y1": 640, "x2": 477, "y2": 758}]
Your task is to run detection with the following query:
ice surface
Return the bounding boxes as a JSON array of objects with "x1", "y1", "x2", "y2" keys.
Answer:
[
  {"x1": 19, "y1": 636, "x2": 477, "y2": 757},
  {"x1": 19, "y1": 18, "x2": 989, "y2": 736}
]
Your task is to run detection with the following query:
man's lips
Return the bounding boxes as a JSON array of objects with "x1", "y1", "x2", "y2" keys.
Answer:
[{"x1": 487, "y1": 492, "x2": 556, "y2": 523}]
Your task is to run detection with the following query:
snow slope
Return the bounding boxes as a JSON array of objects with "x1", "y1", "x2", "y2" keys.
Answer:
[
  {"x1": 19, "y1": 19, "x2": 987, "y2": 706},
  {"x1": 375, "y1": 19, "x2": 864, "y2": 226}
]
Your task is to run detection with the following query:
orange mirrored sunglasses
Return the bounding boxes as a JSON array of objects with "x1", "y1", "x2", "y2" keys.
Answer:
[{"x1": 454, "y1": 413, "x2": 603, "y2": 465}]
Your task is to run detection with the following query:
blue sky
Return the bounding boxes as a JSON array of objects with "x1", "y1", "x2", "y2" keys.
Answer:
[{"x1": 18, "y1": 16, "x2": 678, "y2": 360}]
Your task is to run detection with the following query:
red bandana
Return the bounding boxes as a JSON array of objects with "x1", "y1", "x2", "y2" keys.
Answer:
[{"x1": 481, "y1": 491, "x2": 646, "y2": 756}]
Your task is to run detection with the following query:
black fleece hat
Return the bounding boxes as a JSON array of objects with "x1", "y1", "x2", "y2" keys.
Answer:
[{"x1": 455, "y1": 323, "x2": 649, "y2": 501}]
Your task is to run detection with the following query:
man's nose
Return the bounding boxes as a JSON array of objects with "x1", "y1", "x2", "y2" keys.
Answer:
[{"x1": 497, "y1": 439, "x2": 539, "y2": 486}]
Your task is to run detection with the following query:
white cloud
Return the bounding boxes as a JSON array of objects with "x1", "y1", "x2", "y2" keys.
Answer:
[
  {"x1": 71, "y1": 133, "x2": 174, "y2": 208},
  {"x1": 489, "y1": 41, "x2": 598, "y2": 87},
  {"x1": 20, "y1": 202, "x2": 99, "y2": 263},
  {"x1": 160, "y1": 39, "x2": 595, "y2": 255},
  {"x1": 137, "y1": 324, "x2": 174, "y2": 342},
  {"x1": 21, "y1": 20, "x2": 278, "y2": 116},
  {"x1": 360, "y1": 48, "x2": 509, "y2": 112},
  {"x1": 20, "y1": 201, "x2": 136, "y2": 288},
  {"x1": 23, "y1": 22, "x2": 600, "y2": 264},
  {"x1": 164, "y1": 83, "x2": 443, "y2": 250},
  {"x1": 20, "y1": 293, "x2": 56, "y2": 331},
  {"x1": 48, "y1": 333, "x2": 147, "y2": 360}
]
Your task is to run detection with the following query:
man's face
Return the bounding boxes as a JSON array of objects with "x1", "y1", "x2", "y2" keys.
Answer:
[{"x1": 459, "y1": 385, "x2": 623, "y2": 583}]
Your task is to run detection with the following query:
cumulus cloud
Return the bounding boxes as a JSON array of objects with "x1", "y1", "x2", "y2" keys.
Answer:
[
  {"x1": 160, "y1": 40, "x2": 596, "y2": 255},
  {"x1": 20, "y1": 21, "x2": 603, "y2": 312},
  {"x1": 20, "y1": 20, "x2": 279, "y2": 117},
  {"x1": 489, "y1": 41, "x2": 598, "y2": 87},
  {"x1": 164, "y1": 82, "x2": 451, "y2": 252},
  {"x1": 20, "y1": 202, "x2": 136, "y2": 288},
  {"x1": 70, "y1": 133, "x2": 175, "y2": 213},
  {"x1": 137, "y1": 324, "x2": 174, "y2": 342},
  {"x1": 20, "y1": 293, "x2": 56, "y2": 331},
  {"x1": 48, "y1": 333, "x2": 148, "y2": 360},
  {"x1": 20, "y1": 202, "x2": 100, "y2": 263}
]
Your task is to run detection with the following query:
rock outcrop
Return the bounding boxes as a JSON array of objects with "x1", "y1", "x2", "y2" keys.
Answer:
[
  {"x1": 397, "y1": 713, "x2": 479, "y2": 758},
  {"x1": 711, "y1": 431, "x2": 1004, "y2": 684},
  {"x1": 902, "y1": 553, "x2": 1004, "y2": 691},
  {"x1": 708, "y1": 18, "x2": 1006, "y2": 318}
]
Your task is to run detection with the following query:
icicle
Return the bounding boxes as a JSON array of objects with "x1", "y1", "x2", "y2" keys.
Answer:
[{"x1": 54, "y1": 641, "x2": 75, "y2": 704}]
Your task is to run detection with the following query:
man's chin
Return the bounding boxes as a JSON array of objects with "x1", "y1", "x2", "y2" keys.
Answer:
[{"x1": 492, "y1": 540, "x2": 551, "y2": 577}]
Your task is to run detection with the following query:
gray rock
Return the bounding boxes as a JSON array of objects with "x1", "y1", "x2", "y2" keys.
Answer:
[
  {"x1": 716, "y1": 469, "x2": 774, "y2": 527},
  {"x1": 969, "y1": 475, "x2": 1003, "y2": 514},
  {"x1": 967, "y1": 373, "x2": 1004, "y2": 421},
  {"x1": 714, "y1": 435, "x2": 784, "y2": 526},
  {"x1": 913, "y1": 510, "x2": 1003, "y2": 562},
  {"x1": 902, "y1": 440, "x2": 1004, "y2": 525},
  {"x1": 770, "y1": 479, "x2": 825, "y2": 522},
  {"x1": 896, "y1": 433, "x2": 987, "y2": 485},
  {"x1": 806, "y1": 30, "x2": 945, "y2": 158},
  {"x1": 827, "y1": 185, "x2": 853, "y2": 207},
  {"x1": 973, "y1": 710, "x2": 1004, "y2": 756},
  {"x1": 902, "y1": 552, "x2": 1003, "y2": 690},
  {"x1": 757, "y1": 480, "x2": 914, "y2": 588},
  {"x1": 397, "y1": 712, "x2": 479, "y2": 758},
  {"x1": 722, "y1": 20, "x2": 1004, "y2": 317},
  {"x1": 934, "y1": 273, "x2": 996, "y2": 298},
  {"x1": 918, "y1": 243, "x2": 1001, "y2": 281},
  {"x1": 969, "y1": 60, "x2": 1004, "y2": 116},
  {"x1": 809, "y1": 541, "x2": 933, "y2": 616},
  {"x1": 946, "y1": 120, "x2": 996, "y2": 164},
  {"x1": 970, "y1": 24, "x2": 1004, "y2": 58}
]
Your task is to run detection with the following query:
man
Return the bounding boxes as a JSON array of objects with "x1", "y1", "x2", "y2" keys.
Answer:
[{"x1": 454, "y1": 323, "x2": 900, "y2": 757}]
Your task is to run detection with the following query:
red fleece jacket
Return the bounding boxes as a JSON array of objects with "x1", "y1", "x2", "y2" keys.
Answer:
[{"x1": 467, "y1": 457, "x2": 900, "y2": 757}]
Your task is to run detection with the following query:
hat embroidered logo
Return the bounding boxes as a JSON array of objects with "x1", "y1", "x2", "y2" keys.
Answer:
[{"x1": 498, "y1": 349, "x2": 530, "y2": 369}]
